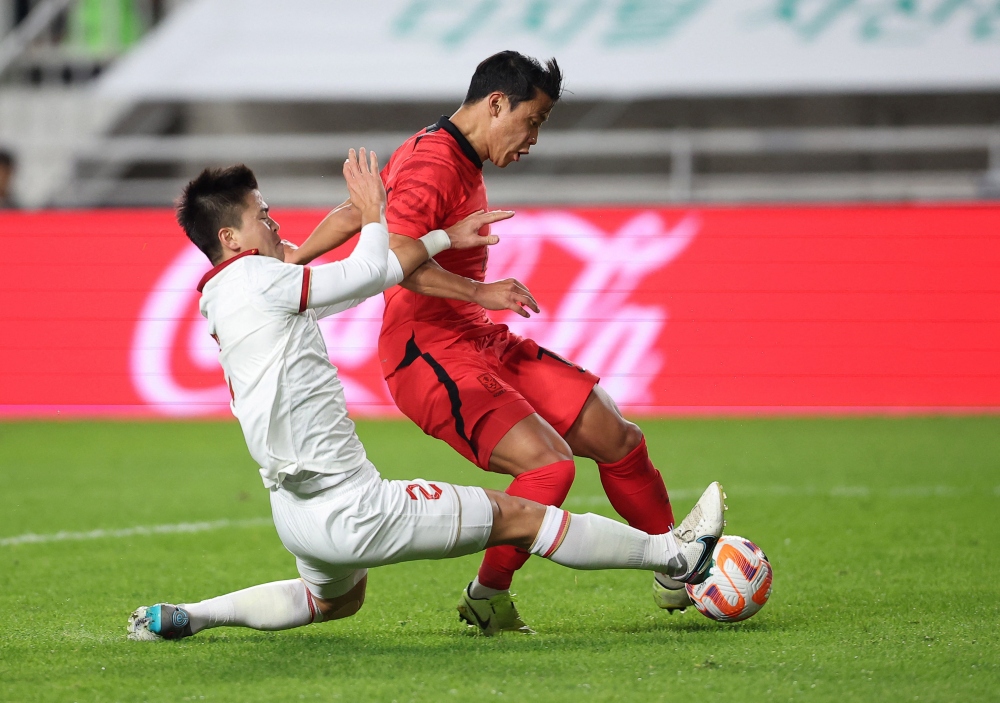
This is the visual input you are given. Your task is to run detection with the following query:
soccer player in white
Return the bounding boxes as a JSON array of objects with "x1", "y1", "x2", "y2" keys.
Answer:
[{"x1": 128, "y1": 150, "x2": 726, "y2": 641}]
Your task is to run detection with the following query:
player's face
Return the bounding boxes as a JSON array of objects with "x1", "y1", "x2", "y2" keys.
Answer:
[
  {"x1": 232, "y1": 190, "x2": 284, "y2": 261},
  {"x1": 490, "y1": 92, "x2": 553, "y2": 168}
]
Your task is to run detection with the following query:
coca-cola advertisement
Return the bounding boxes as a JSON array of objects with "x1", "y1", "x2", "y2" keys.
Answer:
[{"x1": 2, "y1": 205, "x2": 998, "y2": 417}]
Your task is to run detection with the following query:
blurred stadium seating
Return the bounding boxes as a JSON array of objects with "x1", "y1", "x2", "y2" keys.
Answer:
[
  {"x1": 1, "y1": 0, "x2": 999, "y2": 209},
  {"x1": 39, "y1": 93, "x2": 1000, "y2": 207}
]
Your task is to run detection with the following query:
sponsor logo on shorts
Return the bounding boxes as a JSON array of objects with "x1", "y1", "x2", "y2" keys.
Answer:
[
  {"x1": 406, "y1": 483, "x2": 443, "y2": 500},
  {"x1": 477, "y1": 373, "x2": 506, "y2": 397}
]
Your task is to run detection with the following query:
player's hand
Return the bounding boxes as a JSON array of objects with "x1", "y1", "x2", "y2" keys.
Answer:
[
  {"x1": 342, "y1": 148, "x2": 385, "y2": 226},
  {"x1": 471, "y1": 278, "x2": 539, "y2": 318},
  {"x1": 444, "y1": 210, "x2": 513, "y2": 250}
]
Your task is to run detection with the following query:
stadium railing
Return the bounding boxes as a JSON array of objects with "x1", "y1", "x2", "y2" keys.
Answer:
[{"x1": 55, "y1": 125, "x2": 1000, "y2": 206}]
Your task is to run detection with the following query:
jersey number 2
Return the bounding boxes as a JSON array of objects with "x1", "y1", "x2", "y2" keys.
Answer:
[{"x1": 406, "y1": 483, "x2": 443, "y2": 500}]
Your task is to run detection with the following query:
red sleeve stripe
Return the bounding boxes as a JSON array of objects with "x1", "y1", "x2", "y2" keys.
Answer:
[
  {"x1": 542, "y1": 511, "x2": 572, "y2": 558},
  {"x1": 304, "y1": 587, "x2": 318, "y2": 622},
  {"x1": 299, "y1": 266, "x2": 311, "y2": 313}
]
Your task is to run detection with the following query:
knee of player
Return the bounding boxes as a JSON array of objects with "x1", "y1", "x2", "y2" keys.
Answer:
[
  {"x1": 594, "y1": 419, "x2": 642, "y2": 464},
  {"x1": 314, "y1": 581, "x2": 367, "y2": 622},
  {"x1": 531, "y1": 438, "x2": 574, "y2": 468},
  {"x1": 349, "y1": 587, "x2": 367, "y2": 615},
  {"x1": 620, "y1": 421, "x2": 644, "y2": 454},
  {"x1": 316, "y1": 594, "x2": 365, "y2": 622},
  {"x1": 341, "y1": 592, "x2": 366, "y2": 618}
]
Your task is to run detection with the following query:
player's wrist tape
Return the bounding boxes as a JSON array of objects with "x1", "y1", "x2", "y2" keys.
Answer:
[{"x1": 419, "y1": 229, "x2": 451, "y2": 258}]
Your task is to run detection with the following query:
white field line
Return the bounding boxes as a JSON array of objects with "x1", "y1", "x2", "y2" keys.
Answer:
[
  {"x1": 0, "y1": 517, "x2": 272, "y2": 547},
  {"x1": 3, "y1": 485, "x2": 996, "y2": 548}
]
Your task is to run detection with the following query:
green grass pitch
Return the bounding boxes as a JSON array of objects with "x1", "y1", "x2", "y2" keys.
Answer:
[{"x1": 1, "y1": 417, "x2": 998, "y2": 702}]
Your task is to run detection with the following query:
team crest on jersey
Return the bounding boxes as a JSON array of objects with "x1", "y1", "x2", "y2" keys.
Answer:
[{"x1": 477, "y1": 373, "x2": 505, "y2": 397}]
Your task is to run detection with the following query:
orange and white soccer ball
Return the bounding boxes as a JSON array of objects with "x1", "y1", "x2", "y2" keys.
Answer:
[{"x1": 685, "y1": 535, "x2": 772, "y2": 622}]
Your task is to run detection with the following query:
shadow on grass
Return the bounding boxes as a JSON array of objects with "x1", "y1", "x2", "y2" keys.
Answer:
[
  {"x1": 180, "y1": 615, "x2": 780, "y2": 655},
  {"x1": 24, "y1": 598, "x2": 790, "y2": 660},
  {"x1": 0, "y1": 609, "x2": 797, "y2": 690},
  {"x1": 596, "y1": 617, "x2": 779, "y2": 635}
]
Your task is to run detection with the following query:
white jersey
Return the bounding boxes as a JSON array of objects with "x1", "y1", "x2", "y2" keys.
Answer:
[
  {"x1": 197, "y1": 224, "x2": 401, "y2": 489},
  {"x1": 195, "y1": 225, "x2": 495, "y2": 597}
]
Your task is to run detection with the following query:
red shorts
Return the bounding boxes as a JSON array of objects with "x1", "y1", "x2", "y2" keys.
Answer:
[{"x1": 384, "y1": 327, "x2": 599, "y2": 469}]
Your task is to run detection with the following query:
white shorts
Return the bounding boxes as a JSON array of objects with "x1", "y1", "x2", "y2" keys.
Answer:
[{"x1": 269, "y1": 463, "x2": 494, "y2": 599}]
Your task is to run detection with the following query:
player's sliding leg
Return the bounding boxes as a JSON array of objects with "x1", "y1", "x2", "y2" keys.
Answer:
[
  {"x1": 529, "y1": 482, "x2": 723, "y2": 578},
  {"x1": 129, "y1": 478, "x2": 724, "y2": 641},
  {"x1": 564, "y1": 386, "x2": 689, "y2": 612},
  {"x1": 127, "y1": 576, "x2": 367, "y2": 641},
  {"x1": 457, "y1": 481, "x2": 726, "y2": 635},
  {"x1": 461, "y1": 413, "x2": 577, "y2": 635}
]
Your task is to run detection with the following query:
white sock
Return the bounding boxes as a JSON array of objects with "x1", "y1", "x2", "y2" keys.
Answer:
[
  {"x1": 530, "y1": 506, "x2": 680, "y2": 572},
  {"x1": 182, "y1": 579, "x2": 319, "y2": 634},
  {"x1": 468, "y1": 576, "x2": 506, "y2": 600}
]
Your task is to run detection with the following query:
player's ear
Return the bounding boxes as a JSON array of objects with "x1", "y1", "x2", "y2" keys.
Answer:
[
  {"x1": 218, "y1": 226, "x2": 240, "y2": 253},
  {"x1": 488, "y1": 92, "x2": 504, "y2": 118}
]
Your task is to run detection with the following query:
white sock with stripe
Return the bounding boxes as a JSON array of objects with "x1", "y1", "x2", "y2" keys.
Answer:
[
  {"x1": 182, "y1": 579, "x2": 320, "y2": 634},
  {"x1": 529, "y1": 506, "x2": 681, "y2": 571},
  {"x1": 468, "y1": 577, "x2": 507, "y2": 600}
]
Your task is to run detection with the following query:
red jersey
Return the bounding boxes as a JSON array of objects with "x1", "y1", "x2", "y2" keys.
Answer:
[{"x1": 379, "y1": 116, "x2": 496, "y2": 373}]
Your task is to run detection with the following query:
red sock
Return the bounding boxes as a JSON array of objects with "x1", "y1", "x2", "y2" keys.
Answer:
[
  {"x1": 477, "y1": 460, "x2": 576, "y2": 591},
  {"x1": 597, "y1": 437, "x2": 674, "y2": 534}
]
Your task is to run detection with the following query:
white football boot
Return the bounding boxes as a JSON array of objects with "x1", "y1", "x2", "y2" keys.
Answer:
[{"x1": 662, "y1": 481, "x2": 727, "y2": 585}]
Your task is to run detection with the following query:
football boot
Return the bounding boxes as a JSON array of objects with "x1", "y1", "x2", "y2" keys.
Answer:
[
  {"x1": 652, "y1": 573, "x2": 693, "y2": 612},
  {"x1": 457, "y1": 584, "x2": 534, "y2": 636},
  {"x1": 663, "y1": 482, "x2": 727, "y2": 585},
  {"x1": 127, "y1": 603, "x2": 193, "y2": 641}
]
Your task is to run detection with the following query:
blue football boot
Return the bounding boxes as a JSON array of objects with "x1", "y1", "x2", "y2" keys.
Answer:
[{"x1": 127, "y1": 603, "x2": 193, "y2": 641}]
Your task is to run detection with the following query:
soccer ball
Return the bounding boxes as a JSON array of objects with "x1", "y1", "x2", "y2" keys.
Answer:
[{"x1": 685, "y1": 535, "x2": 772, "y2": 622}]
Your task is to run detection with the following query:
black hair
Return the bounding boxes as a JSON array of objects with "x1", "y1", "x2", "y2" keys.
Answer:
[
  {"x1": 176, "y1": 164, "x2": 258, "y2": 264},
  {"x1": 463, "y1": 50, "x2": 562, "y2": 109},
  {"x1": 0, "y1": 149, "x2": 14, "y2": 169}
]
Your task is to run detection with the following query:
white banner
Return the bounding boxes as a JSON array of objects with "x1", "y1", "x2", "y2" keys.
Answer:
[{"x1": 97, "y1": 0, "x2": 1000, "y2": 100}]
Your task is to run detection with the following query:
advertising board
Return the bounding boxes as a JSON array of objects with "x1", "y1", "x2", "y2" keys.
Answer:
[{"x1": 1, "y1": 205, "x2": 997, "y2": 417}]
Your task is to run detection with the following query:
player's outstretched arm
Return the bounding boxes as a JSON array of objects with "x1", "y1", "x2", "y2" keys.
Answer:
[
  {"x1": 386, "y1": 209, "x2": 513, "y2": 281},
  {"x1": 441, "y1": 209, "x2": 511, "y2": 250},
  {"x1": 399, "y1": 262, "x2": 539, "y2": 318},
  {"x1": 472, "y1": 277, "x2": 540, "y2": 318},
  {"x1": 284, "y1": 200, "x2": 362, "y2": 266}
]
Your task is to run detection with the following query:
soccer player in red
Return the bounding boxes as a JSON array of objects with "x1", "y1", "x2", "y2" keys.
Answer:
[{"x1": 292, "y1": 52, "x2": 686, "y2": 634}]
